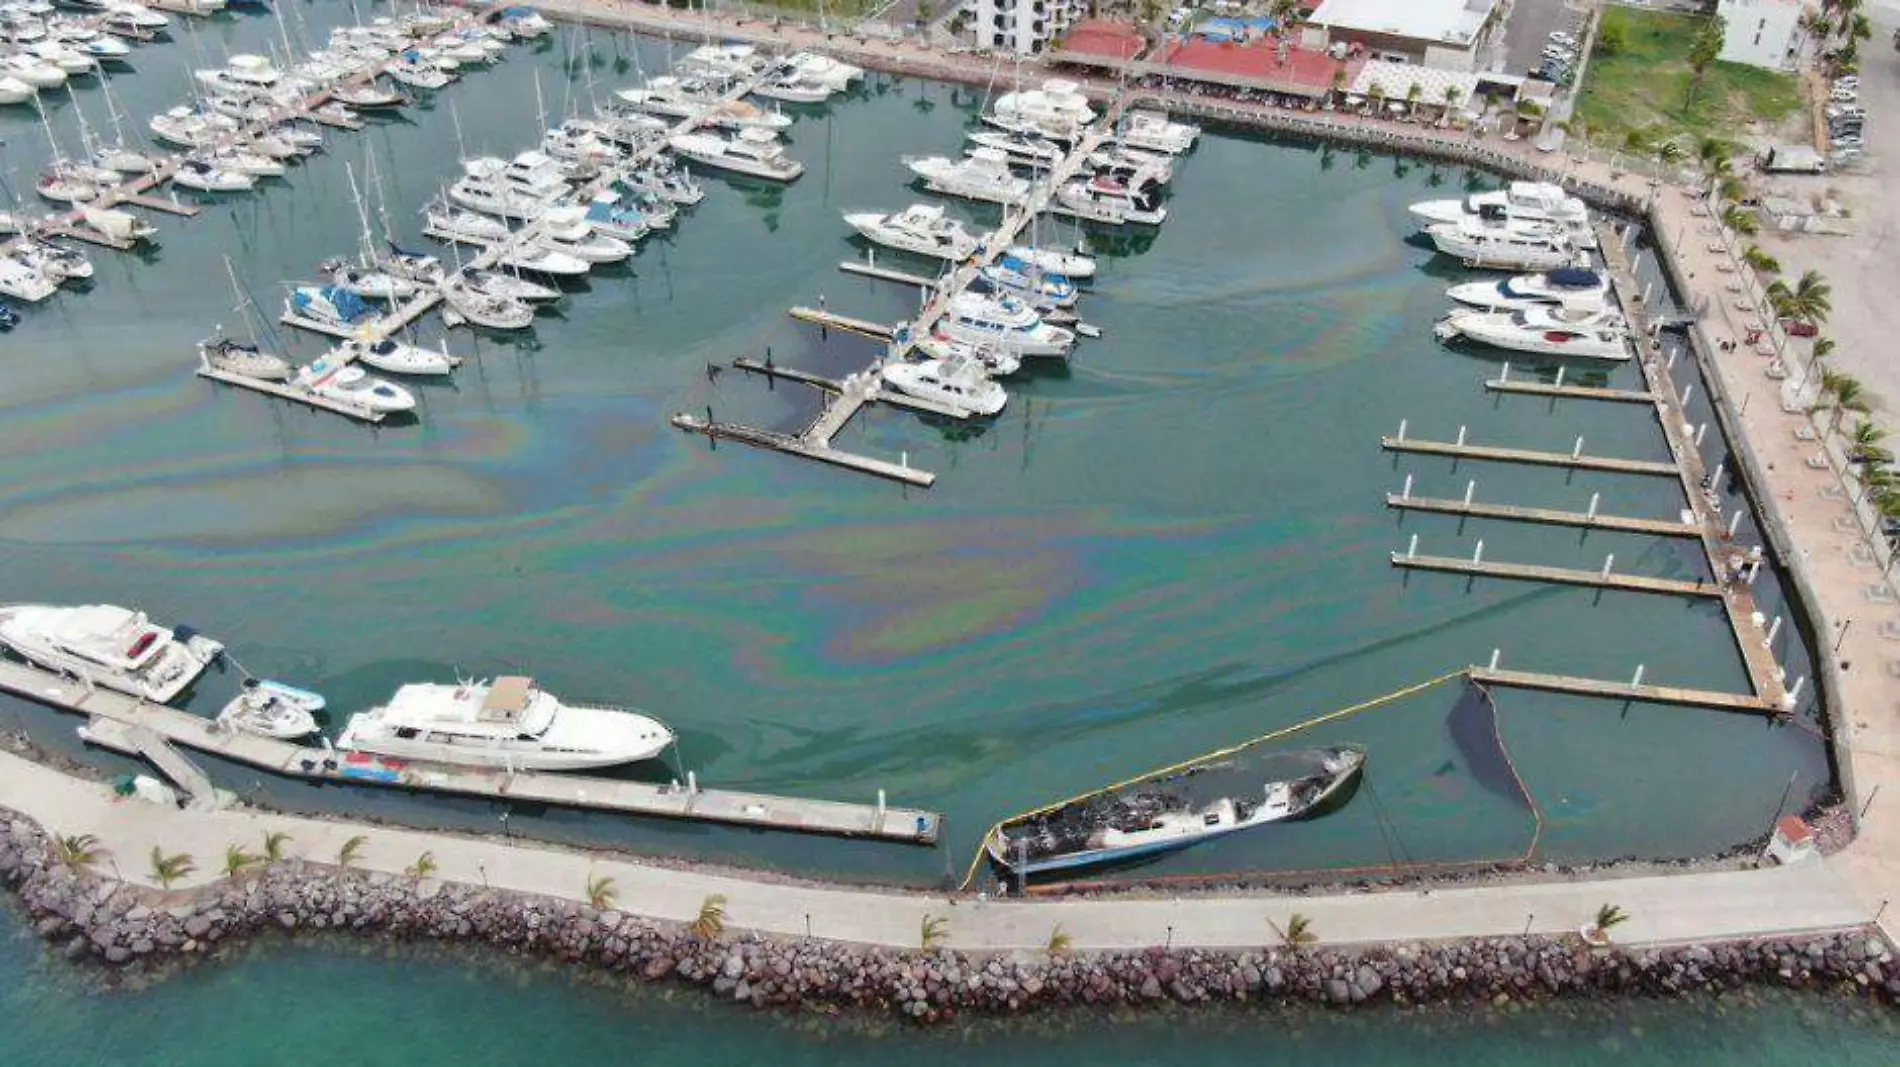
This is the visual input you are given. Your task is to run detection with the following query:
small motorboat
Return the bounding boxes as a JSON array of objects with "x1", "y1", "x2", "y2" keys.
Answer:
[
  {"x1": 296, "y1": 361, "x2": 416, "y2": 413},
  {"x1": 989, "y1": 745, "x2": 1367, "y2": 878},
  {"x1": 334, "y1": 336, "x2": 461, "y2": 376},
  {"x1": 198, "y1": 336, "x2": 292, "y2": 380},
  {"x1": 217, "y1": 678, "x2": 323, "y2": 739}
]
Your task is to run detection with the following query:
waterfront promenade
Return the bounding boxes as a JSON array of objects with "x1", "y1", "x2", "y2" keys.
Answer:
[{"x1": 0, "y1": 746, "x2": 1869, "y2": 951}]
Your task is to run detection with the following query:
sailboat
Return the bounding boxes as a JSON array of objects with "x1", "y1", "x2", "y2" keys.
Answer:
[{"x1": 198, "y1": 257, "x2": 295, "y2": 382}]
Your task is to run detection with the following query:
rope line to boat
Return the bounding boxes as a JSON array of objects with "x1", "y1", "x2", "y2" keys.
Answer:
[
  {"x1": 955, "y1": 668, "x2": 1468, "y2": 892},
  {"x1": 1473, "y1": 678, "x2": 1546, "y2": 863}
]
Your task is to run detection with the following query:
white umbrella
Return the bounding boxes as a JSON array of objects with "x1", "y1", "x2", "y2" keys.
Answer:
[{"x1": 1386, "y1": 100, "x2": 1406, "y2": 112}]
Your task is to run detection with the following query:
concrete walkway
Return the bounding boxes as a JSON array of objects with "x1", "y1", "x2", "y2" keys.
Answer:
[{"x1": 1, "y1": 748, "x2": 1868, "y2": 951}]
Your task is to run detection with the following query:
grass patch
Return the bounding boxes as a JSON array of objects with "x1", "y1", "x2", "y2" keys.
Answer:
[{"x1": 1575, "y1": 7, "x2": 1803, "y2": 147}]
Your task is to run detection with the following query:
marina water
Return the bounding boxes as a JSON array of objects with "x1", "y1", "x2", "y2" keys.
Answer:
[{"x1": 0, "y1": 5, "x2": 1827, "y2": 883}]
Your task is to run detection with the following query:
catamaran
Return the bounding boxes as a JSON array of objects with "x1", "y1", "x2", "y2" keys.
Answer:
[
  {"x1": 0, "y1": 602, "x2": 224, "y2": 703},
  {"x1": 336, "y1": 675, "x2": 675, "y2": 771}
]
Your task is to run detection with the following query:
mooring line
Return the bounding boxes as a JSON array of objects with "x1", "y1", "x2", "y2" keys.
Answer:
[
  {"x1": 956, "y1": 669, "x2": 1468, "y2": 892},
  {"x1": 1472, "y1": 679, "x2": 1546, "y2": 863}
]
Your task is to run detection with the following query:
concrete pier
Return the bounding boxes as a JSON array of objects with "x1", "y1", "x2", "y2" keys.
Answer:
[
  {"x1": 1385, "y1": 494, "x2": 1700, "y2": 537},
  {"x1": 1380, "y1": 436, "x2": 1680, "y2": 476},
  {"x1": 1391, "y1": 552, "x2": 1723, "y2": 598}
]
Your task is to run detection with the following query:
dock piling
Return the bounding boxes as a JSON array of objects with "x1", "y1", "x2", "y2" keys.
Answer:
[
  {"x1": 1553, "y1": 366, "x2": 1565, "y2": 389},
  {"x1": 1727, "y1": 509, "x2": 1744, "y2": 537},
  {"x1": 1601, "y1": 554, "x2": 1615, "y2": 579},
  {"x1": 1694, "y1": 423, "x2": 1708, "y2": 446},
  {"x1": 1456, "y1": 425, "x2": 1467, "y2": 447},
  {"x1": 1667, "y1": 350, "x2": 1679, "y2": 371},
  {"x1": 1786, "y1": 676, "x2": 1806, "y2": 708},
  {"x1": 1681, "y1": 384, "x2": 1696, "y2": 410},
  {"x1": 1488, "y1": 648, "x2": 1501, "y2": 671},
  {"x1": 1711, "y1": 461, "x2": 1725, "y2": 487},
  {"x1": 1402, "y1": 473, "x2": 1414, "y2": 500},
  {"x1": 1472, "y1": 539, "x2": 1485, "y2": 565},
  {"x1": 1767, "y1": 615, "x2": 1783, "y2": 645},
  {"x1": 1463, "y1": 480, "x2": 1476, "y2": 506},
  {"x1": 1397, "y1": 418, "x2": 1409, "y2": 441},
  {"x1": 1631, "y1": 664, "x2": 1646, "y2": 687},
  {"x1": 1499, "y1": 361, "x2": 1510, "y2": 383},
  {"x1": 1407, "y1": 533, "x2": 1419, "y2": 559},
  {"x1": 1587, "y1": 492, "x2": 1601, "y2": 520},
  {"x1": 687, "y1": 770, "x2": 699, "y2": 795},
  {"x1": 1572, "y1": 436, "x2": 1584, "y2": 460}
]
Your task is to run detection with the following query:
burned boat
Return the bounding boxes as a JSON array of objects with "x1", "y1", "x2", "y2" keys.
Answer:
[{"x1": 988, "y1": 745, "x2": 1366, "y2": 877}]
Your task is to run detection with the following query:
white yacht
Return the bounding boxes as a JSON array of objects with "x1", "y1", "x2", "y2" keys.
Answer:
[
  {"x1": 0, "y1": 75, "x2": 34, "y2": 106},
  {"x1": 284, "y1": 284, "x2": 381, "y2": 332},
  {"x1": 0, "y1": 255, "x2": 59, "y2": 303},
  {"x1": 939, "y1": 291, "x2": 1075, "y2": 358},
  {"x1": 881, "y1": 353, "x2": 1008, "y2": 416},
  {"x1": 787, "y1": 50, "x2": 862, "y2": 90},
  {"x1": 533, "y1": 205, "x2": 632, "y2": 263},
  {"x1": 448, "y1": 157, "x2": 564, "y2": 219},
  {"x1": 0, "y1": 54, "x2": 66, "y2": 90},
  {"x1": 1085, "y1": 145, "x2": 1173, "y2": 185},
  {"x1": 906, "y1": 148, "x2": 1029, "y2": 205},
  {"x1": 1410, "y1": 182, "x2": 1596, "y2": 249},
  {"x1": 979, "y1": 253, "x2": 1077, "y2": 308},
  {"x1": 751, "y1": 65, "x2": 832, "y2": 105},
  {"x1": 1056, "y1": 174, "x2": 1166, "y2": 226},
  {"x1": 218, "y1": 679, "x2": 322, "y2": 740},
  {"x1": 668, "y1": 127, "x2": 804, "y2": 182},
  {"x1": 441, "y1": 278, "x2": 535, "y2": 330},
  {"x1": 149, "y1": 105, "x2": 236, "y2": 149},
  {"x1": 582, "y1": 194, "x2": 651, "y2": 243},
  {"x1": 422, "y1": 202, "x2": 513, "y2": 246},
  {"x1": 0, "y1": 603, "x2": 223, "y2": 703},
  {"x1": 915, "y1": 333, "x2": 1021, "y2": 376},
  {"x1": 198, "y1": 336, "x2": 292, "y2": 381},
  {"x1": 1117, "y1": 110, "x2": 1198, "y2": 154},
  {"x1": 10, "y1": 239, "x2": 89, "y2": 284},
  {"x1": 1433, "y1": 299, "x2": 1631, "y2": 361},
  {"x1": 1007, "y1": 244, "x2": 1096, "y2": 279},
  {"x1": 615, "y1": 74, "x2": 723, "y2": 120},
  {"x1": 334, "y1": 337, "x2": 461, "y2": 376},
  {"x1": 294, "y1": 360, "x2": 417, "y2": 413},
  {"x1": 1446, "y1": 267, "x2": 1610, "y2": 311},
  {"x1": 193, "y1": 52, "x2": 279, "y2": 90},
  {"x1": 1426, "y1": 217, "x2": 1579, "y2": 272},
  {"x1": 966, "y1": 128, "x2": 1063, "y2": 166},
  {"x1": 172, "y1": 157, "x2": 257, "y2": 192},
  {"x1": 990, "y1": 78, "x2": 1095, "y2": 138},
  {"x1": 679, "y1": 42, "x2": 764, "y2": 79},
  {"x1": 336, "y1": 675, "x2": 675, "y2": 771},
  {"x1": 843, "y1": 202, "x2": 986, "y2": 260}
]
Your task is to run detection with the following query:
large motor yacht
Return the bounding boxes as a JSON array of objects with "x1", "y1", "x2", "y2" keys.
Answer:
[
  {"x1": 989, "y1": 78, "x2": 1095, "y2": 139},
  {"x1": 336, "y1": 675, "x2": 676, "y2": 771},
  {"x1": 1409, "y1": 181, "x2": 1596, "y2": 248},
  {"x1": 938, "y1": 291, "x2": 1075, "y2": 358},
  {"x1": 1056, "y1": 174, "x2": 1166, "y2": 226},
  {"x1": 1433, "y1": 298, "x2": 1632, "y2": 361},
  {"x1": 668, "y1": 127, "x2": 804, "y2": 182},
  {"x1": 881, "y1": 353, "x2": 1008, "y2": 416},
  {"x1": 843, "y1": 202, "x2": 987, "y2": 260},
  {"x1": 0, "y1": 603, "x2": 223, "y2": 703},
  {"x1": 1445, "y1": 267, "x2": 1610, "y2": 312},
  {"x1": 448, "y1": 156, "x2": 565, "y2": 219},
  {"x1": 1426, "y1": 216, "x2": 1579, "y2": 272},
  {"x1": 1116, "y1": 110, "x2": 1199, "y2": 154},
  {"x1": 905, "y1": 148, "x2": 1029, "y2": 205}
]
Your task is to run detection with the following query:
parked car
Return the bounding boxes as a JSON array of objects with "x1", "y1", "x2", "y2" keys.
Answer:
[
  {"x1": 1549, "y1": 31, "x2": 1577, "y2": 46},
  {"x1": 1781, "y1": 318, "x2": 1820, "y2": 337}
]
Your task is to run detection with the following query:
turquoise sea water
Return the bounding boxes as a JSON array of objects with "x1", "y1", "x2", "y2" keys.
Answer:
[
  {"x1": 0, "y1": 7, "x2": 1829, "y2": 890},
  {"x1": 1, "y1": 912, "x2": 1896, "y2": 1066}
]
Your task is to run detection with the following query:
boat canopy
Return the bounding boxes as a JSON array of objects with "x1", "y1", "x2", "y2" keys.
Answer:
[
  {"x1": 1547, "y1": 266, "x2": 1600, "y2": 287},
  {"x1": 480, "y1": 675, "x2": 535, "y2": 724}
]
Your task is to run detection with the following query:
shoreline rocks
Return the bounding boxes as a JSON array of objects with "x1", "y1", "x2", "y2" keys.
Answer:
[{"x1": 1, "y1": 814, "x2": 1892, "y2": 1022}]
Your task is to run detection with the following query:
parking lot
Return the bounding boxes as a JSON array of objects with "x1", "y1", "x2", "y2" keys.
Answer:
[{"x1": 1498, "y1": 0, "x2": 1588, "y2": 82}]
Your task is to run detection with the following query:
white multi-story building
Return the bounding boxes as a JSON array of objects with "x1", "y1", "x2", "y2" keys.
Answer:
[
  {"x1": 1299, "y1": 0, "x2": 1502, "y2": 72},
  {"x1": 972, "y1": 0, "x2": 1086, "y2": 55},
  {"x1": 1714, "y1": 0, "x2": 1816, "y2": 71}
]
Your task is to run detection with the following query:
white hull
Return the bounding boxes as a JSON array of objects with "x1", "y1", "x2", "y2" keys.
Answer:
[
  {"x1": 1427, "y1": 226, "x2": 1577, "y2": 272},
  {"x1": 0, "y1": 603, "x2": 222, "y2": 704},
  {"x1": 844, "y1": 208, "x2": 984, "y2": 260},
  {"x1": 1435, "y1": 311, "x2": 1631, "y2": 361},
  {"x1": 1007, "y1": 245, "x2": 1095, "y2": 279}
]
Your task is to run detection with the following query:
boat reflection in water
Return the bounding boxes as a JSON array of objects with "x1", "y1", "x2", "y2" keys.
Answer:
[{"x1": 988, "y1": 745, "x2": 1367, "y2": 879}]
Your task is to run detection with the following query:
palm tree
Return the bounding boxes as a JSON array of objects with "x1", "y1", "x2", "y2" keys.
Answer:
[
  {"x1": 1722, "y1": 205, "x2": 1759, "y2": 236},
  {"x1": 1696, "y1": 135, "x2": 1736, "y2": 175},
  {"x1": 337, "y1": 834, "x2": 367, "y2": 870},
  {"x1": 1623, "y1": 126, "x2": 1656, "y2": 155},
  {"x1": 1686, "y1": 16, "x2": 1726, "y2": 109},
  {"x1": 54, "y1": 833, "x2": 107, "y2": 872},
  {"x1": 1329, "y1": 67, "x2": 1347, "y2": 103},
  {"x1": 405, "y1": 851, "x2": 437, "y2": 879},
  {"x1": 149, "y1": 847, "x2": 196, "y2": 890},
  {"x1": 261, "y1": 831, "x2": 291, "y2": 863},
  {"x1": 692, "y1": 893, "x2": 727, "y2": 939},
  {"x1": 221, "y1": 843, "x2": 260, "y2": 879},
  {"x1": 1827, "y1": 374, "x2": 1870, "y2": 433},
  {"x1": 1268, "y1": 913, "x2": 1317, "y2": 947},
  {"x1": 1441, "y1": 85, "x2": 1463, "y2": 124},
  {"x1": 1741, "y1": 245, "x2": 1780, "y2": 274},
  {"x1": 920, "y1": 913, "x2": 949, "y2": 949},
  {"x1": 1586, "y1": 903, "x2": 1629, "y2": 943},
  {"x1": 585, "y1": 873, "x2": 617, "y2": 910},
  {"x1": 1655, "y1": 138, "x2": 1685, "y2": 175},
  {"x1": 1782, "y1": 269, "x2": 1833, "y2": 325},
  {"x1": 1404, "y1": 81, "x2": 1422, "y2": 118},
  {"x1": 1047, "y1": 924, "x2": 1073, "y2": 956},
  {"x1": 1717, "y1": 175, "x2": 1749, "y2": 205}
]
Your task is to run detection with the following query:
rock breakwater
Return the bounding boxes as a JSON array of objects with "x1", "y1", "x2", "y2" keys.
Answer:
[{"x1": 0, "y1": 814, "x2": 1891, "y2": 1021}]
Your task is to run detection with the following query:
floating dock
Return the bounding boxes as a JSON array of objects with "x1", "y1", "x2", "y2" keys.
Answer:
[
  {"x1": 194, "y1": 366, "x2": 387, "y2": 424},
  {"x1": 1381, "y1": 436, "x2": 1679, "y2": 476},
  {"x1": 1391, "y1": 552, "x2": 1723, "y2": 598},
  {"x1": 1467, "y1": 667, "x2": 1779, "y2": 715},
  {"x1": 1484, "y1": 379, "x2": 1659, "y2": 404},
  {"x1": 0, "y1": 660, "x2": 939, "y2": 845},
  {"x1": 1385, "y1": 493, "x2": 1700, "y2": 537}
]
